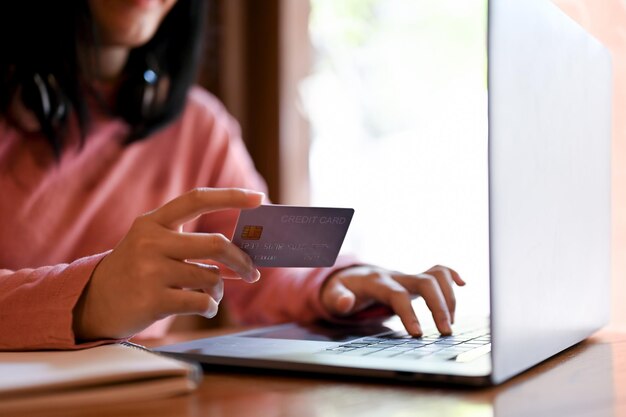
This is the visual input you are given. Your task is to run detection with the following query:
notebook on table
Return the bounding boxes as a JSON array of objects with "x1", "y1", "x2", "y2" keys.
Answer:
[
  {"x1": 0, "y1": 343, "x2": 201, "y2": 412},
  {"x1": 156, "y1": 0, "x2": 612, "y2": 386}
]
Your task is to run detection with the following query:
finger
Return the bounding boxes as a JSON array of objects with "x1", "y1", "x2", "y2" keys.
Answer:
[
  {"x1": 351, "y1": 277, "x2": 423, "y2": 336},
  {"x1": 427, "y1": 265, "x2": 465, "y2": 286},
  {"x1": 322, "y1": 278, "x2": 357, "y2": 316},
  {"x1": 408, "y1": 274, "x2": 453, "y2": 335},
  {"x1": 162, "y1": 231, "x2": 260, "y2": 283},
  {"x1": 147, "y1": 188, "x2": 264, "y2": 230},
  {"x1": 205, "y1": 280, "x2": 224, "y2": 304},
  {"x1": 208, "y1": 262, "x2": 250, "y2": 280},
  {"x1": 419, "y1": 267, "x2": 457, "y2": 324},
  {"x1": 162, "y1": 289, "x2": 220, "y2": 319},
  {"x1": 165, "y1": 261, "x2": 224, "y2": 302},
  {"x1": 380, "y1": 281, "x2": 423, "y2": 337}
]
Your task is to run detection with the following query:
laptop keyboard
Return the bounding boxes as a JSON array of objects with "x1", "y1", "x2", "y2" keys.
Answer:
[{"x1": 319, "y1": 328, "x2": 491, "y2": 362}]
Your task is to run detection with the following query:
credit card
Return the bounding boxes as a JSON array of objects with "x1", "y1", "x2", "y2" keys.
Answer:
[{"x1": 231, "y1": 205, "x2": 354, "y2": 267}]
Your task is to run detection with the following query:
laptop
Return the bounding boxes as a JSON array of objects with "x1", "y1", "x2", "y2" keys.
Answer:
[{"x1": 156, "y1": 0, "x2": 612, "y2": 386}]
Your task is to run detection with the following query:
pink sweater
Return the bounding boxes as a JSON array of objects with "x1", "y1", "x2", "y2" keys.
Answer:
[{"x1": 0, "y1": 87, "x2": 354, "y2": 350}]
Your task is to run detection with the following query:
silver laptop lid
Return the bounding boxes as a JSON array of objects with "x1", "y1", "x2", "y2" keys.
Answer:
[{"x1": 488, "y1": 0, "x2": 612, "y2": 384}]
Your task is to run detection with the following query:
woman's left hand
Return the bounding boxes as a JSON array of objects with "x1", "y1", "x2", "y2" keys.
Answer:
[{"x1": 320, "y1": 265, "x2": 466, "y2": 336}]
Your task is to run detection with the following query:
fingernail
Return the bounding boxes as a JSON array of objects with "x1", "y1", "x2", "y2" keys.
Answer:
[
  {"x1": 409, "y1": 322, "x2": 423, "y2": 337},
  {"x1": 246, "y1": 269, "x2": 261, "y2": 283},
  {"x1": 441, "y1": 320, "x2": 452, "y2": 335},
  {"x1": 202, "y1": 298, "x2": 219, "y2": 319},
  {"x1": 211, "y1": 280, "x2": 224, "y2": 303},
  {"x1": 244, "y1": 190, "x2": 265, "y2": 198}
]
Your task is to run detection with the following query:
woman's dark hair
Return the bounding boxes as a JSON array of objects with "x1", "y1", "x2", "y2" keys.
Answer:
[{"x1": 0, "y1": 0, "x2": 206, "y2": 157}]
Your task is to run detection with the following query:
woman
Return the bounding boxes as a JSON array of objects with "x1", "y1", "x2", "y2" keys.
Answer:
[{"x1": 0, "y1": 0, "x2": 464, "y2": 350}]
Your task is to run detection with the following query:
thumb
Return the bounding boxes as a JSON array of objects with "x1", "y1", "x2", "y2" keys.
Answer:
[{"x1": 322, "y1": 279, "x2": 357, "y2": 316}]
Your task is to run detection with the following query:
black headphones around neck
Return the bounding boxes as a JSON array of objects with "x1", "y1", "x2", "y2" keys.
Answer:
[{"x1": 21, "y1": 72, "x2": 67, "y2": 129}]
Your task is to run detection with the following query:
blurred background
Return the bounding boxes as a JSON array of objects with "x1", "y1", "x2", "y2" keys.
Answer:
[{"x1": 304, "y1": 0, "x2": 488, "y2": 319}]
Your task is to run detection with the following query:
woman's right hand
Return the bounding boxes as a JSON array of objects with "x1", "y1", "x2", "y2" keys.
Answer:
[{"x1": 72, "y1": 188, "x2": 264, "y2": 341}]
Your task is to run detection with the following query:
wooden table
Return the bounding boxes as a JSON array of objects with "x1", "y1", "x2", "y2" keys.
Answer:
[{"x1": 24, "y1": 329, "x2": 626, "y2": 417}]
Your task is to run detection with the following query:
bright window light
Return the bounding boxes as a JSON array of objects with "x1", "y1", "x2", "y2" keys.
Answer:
[{"x1": 303, "y1": 0, "x2": 489, "y2": 320}]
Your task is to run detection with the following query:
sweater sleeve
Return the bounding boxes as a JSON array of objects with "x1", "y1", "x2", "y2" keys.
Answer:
[
  {"x1": 0, "y1": 253, "x2": 120, "y2": 351},
  {"x1": 224, "y1": 256, "x2": 360, "y2": 325}
]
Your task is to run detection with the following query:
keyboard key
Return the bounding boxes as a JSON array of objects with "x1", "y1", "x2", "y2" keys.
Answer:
[
  {"x1": 342, "y1": 347, "x2": 385, "y2": 356},
  {"x1": 339, "y1": 343, "x2": 373, "y2": 348},
  {"x1": 377, "y1": 340, "x2": 410, "y2": 345},
  {"x1": 404, "y1": 340, "x2": 433, "y2": 347},
  {"x1": 414, "y1": 345, "x2": 446, "y2": 352},
  {"x1": 455, "y1": 343, "x2": 492, "y2": 363},
  {"x1": 433, "y1": 339, "x2": 461, "y2": 345},
  {"x1": 367, "y1": 349, "x2": 407, "y2": 358}
]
